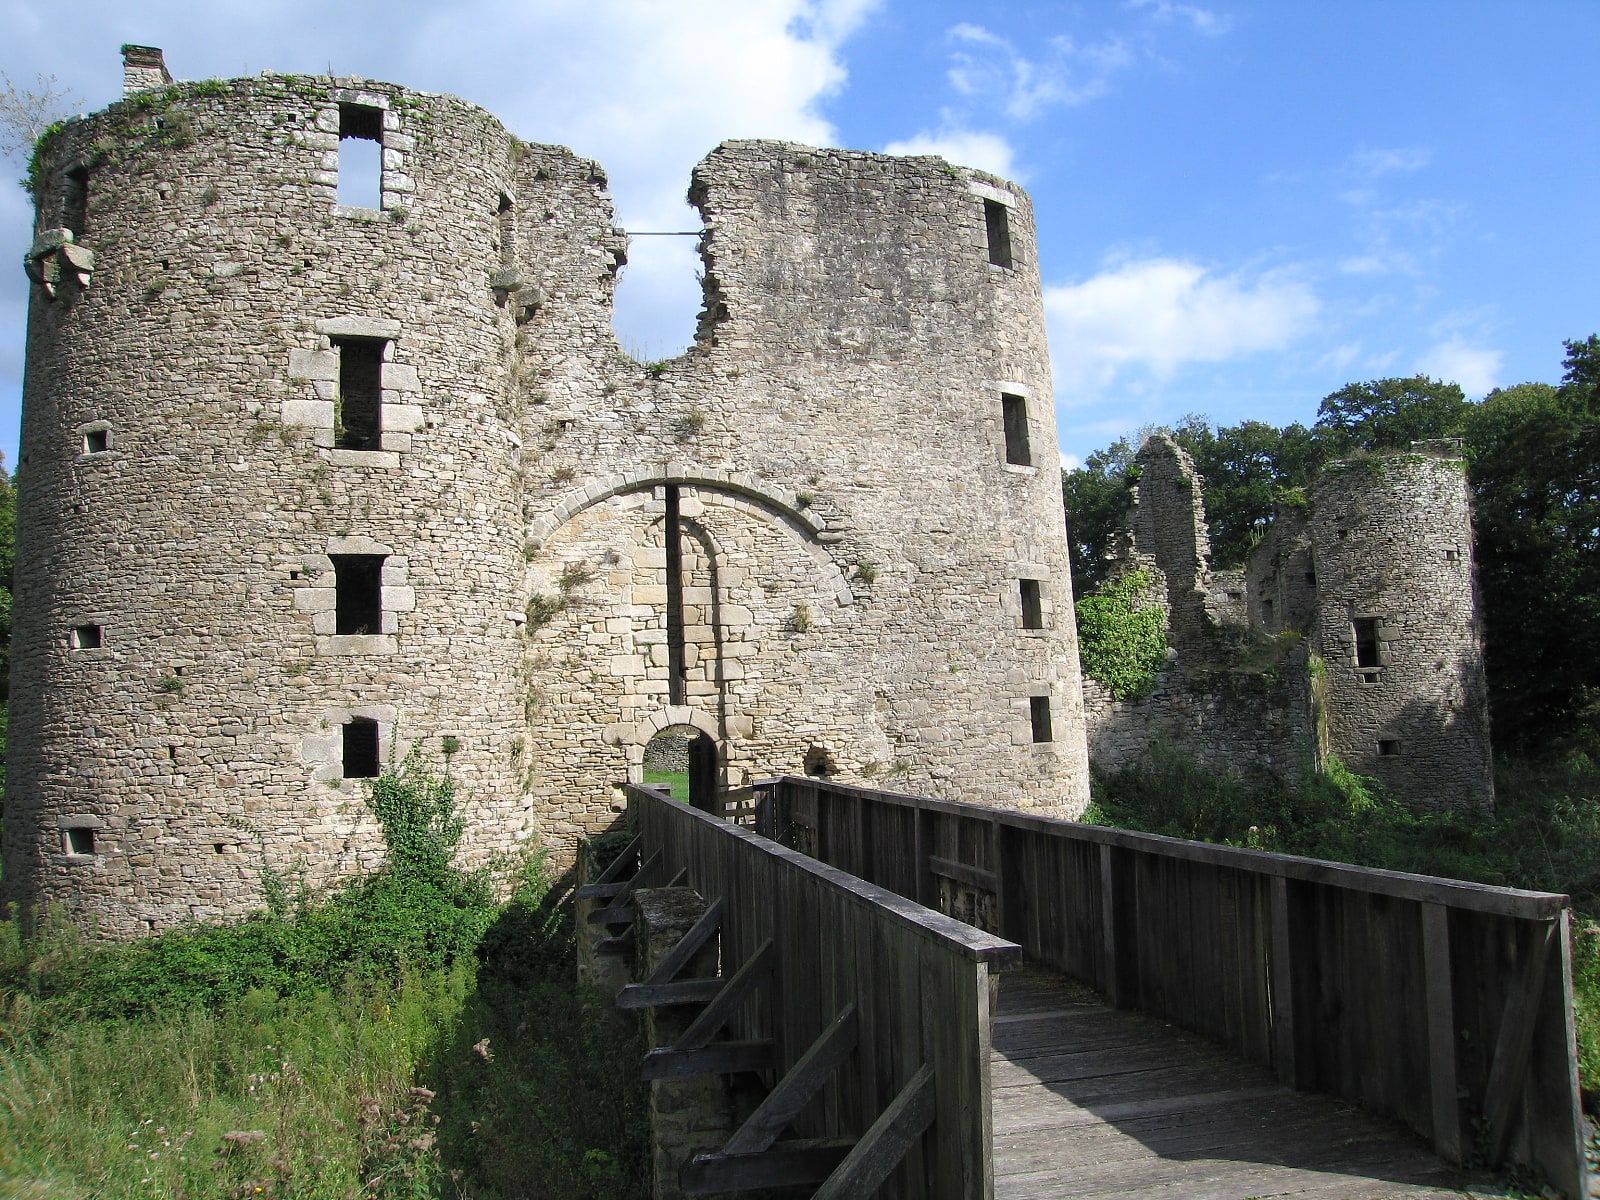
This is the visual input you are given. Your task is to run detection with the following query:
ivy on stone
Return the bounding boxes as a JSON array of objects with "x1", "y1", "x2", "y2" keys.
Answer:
[{"x1": 1075, "y1": 569, "x2": 1167, "y2": 700}]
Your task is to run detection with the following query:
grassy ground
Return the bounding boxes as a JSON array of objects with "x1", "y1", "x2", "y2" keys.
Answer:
[
  {"x1": 1087, "y1": 740, "x2": 1600, "y2": 1093},
  {"x1": 0, "y1": 753, "x2": 649, "y2": 1199},
  {"x1": 642, "y1": 768, "x2": 689, "y2": 802}
]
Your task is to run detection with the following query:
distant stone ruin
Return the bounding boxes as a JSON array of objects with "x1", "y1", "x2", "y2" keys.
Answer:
[{"x1": 1082, "y1": 433, "x2": 1495, "y2": 812}]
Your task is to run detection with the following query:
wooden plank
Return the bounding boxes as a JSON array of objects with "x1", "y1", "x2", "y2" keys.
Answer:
[
  {"x1": 681, "y1": 1138, "x2": 854, "y2": 1194},
  {"x1": 724, "y1": 1002, "x2": 859, "y2": 1154},
  {"x1": 1100, "y1": 842, "x2": 1121, "y2": 1009},
  {"x1": 674, "y1": 939, "x2": 775, "y2": 1051},
  {"x1": 594, "y1": 930, "x2": 634, "y2": 957},
  {"x1": 930, "y1": 854, "x2": 998, "y2": 893},
  {"x1": 812, "y1": 1063, "x2": 936, "y2": 1200},
  {"x1": 643, "y1": 898, "x2": 725, "y2": 986},
  {"x1": 616, "y1": 978, "x2": 724, "y2": 1010},
  {"x1": 574, "y1": 879, "x2": 627, "y2": 901},
  {"x1": 1420, "y1": 902, "x2": 1461, "y2": 1163},
  {"x1": 1269, "y1": 874, "x2": 1298, "y2": 1088},
  {"x1": 787, "y1": 777, "x2": 1567, "y2": 919},
  {"x1": 1482, "y1": 917, "x2": 1558, "y2": 1162},
  {"x1": 641, "y1": 1039, "x2": 777, "y2": 1080}
]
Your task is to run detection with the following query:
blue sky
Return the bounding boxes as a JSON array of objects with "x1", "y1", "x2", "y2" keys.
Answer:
[{"x1": 2, "y1": 0, "x2": 1596, "y2": 469}]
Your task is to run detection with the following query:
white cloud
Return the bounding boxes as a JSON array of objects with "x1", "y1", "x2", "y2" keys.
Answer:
[
  {"x1": 1127, "y1": 0, "x2": 1231, "y2": 36},
  {"x1": 943, "y1": 23, "x2": 1132, "y2": 119},
  {"x1": 1416, "y1": 340, "x2": 1502, "y2": 396},
  {"x1": 1350, "y1": 146, "x2": 1431, "y2": 177},
  {"x1": 1045, "y1": 258, "x2": 1319, "y2": 400},
  {"x1": 882, "y1": 127, "x2": 1017, "y2": 178},
  {"x1": 1059, "y1": 451, "x2": 1082, "y2": 471}
]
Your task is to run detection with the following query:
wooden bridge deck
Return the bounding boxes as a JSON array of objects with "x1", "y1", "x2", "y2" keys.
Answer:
[{"x1": 993, "y1": 967, "x2": 1488, "y2": 1200}]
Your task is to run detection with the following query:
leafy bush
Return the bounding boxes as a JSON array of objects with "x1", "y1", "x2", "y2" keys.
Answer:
[{"x1": 1075, "y1": 569, "x2": 1167, "y2": 700}]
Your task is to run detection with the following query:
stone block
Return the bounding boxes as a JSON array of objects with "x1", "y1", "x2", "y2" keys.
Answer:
[
  {"x1": 329, "y1": 449, "x2": 400, "y2": 468},
  {"x1": 319, "y1": 634, "x2": 397, "y2": 656},
  {"x1": 281, "y1": 399, "x2": 334, "y2": 429},
  {"x1": 378, "y1": 431, "x2": 412, "y2": 453},
  {"x1": 293, "y1": 587, "x2": 334, "y2": 613},
  {"x1": 383, "y1": 403, "x2": 425, "y2": 431},
  {"x1": 316, "y1": 316, "x2": 402, "y2": 339},
  {"x1": 288, "y1": 349, "x2": 336, "y2": 381},
  {"x1": 382, "y1": 586, "x2": 416, "y2": 612},
  {"x1": 380, "y1": 363, "x2": 420, "y2": 392}
]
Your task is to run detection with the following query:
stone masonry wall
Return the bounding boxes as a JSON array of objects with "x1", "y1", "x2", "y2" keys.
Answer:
[
  {"x1": 1311, "y1": 447, "x2": 1493, "y2": 812},
  {"x1": 5, "y1": 52, "x2": 1089, "y2": 934}
]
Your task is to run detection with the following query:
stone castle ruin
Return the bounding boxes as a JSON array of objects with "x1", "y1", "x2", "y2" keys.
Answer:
[
  {"x1": 1082, "y1": 432, "x2": 1495, "y2": 812},
  {"x1": 5, "y1": 48, "x2": 1091, "y2": 935}
]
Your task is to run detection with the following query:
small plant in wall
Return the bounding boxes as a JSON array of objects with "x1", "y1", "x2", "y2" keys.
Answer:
[
  {"x1": 789, "y1": 603, "x2": 812, "y2": 634},
  {"x1": 440, "y1": 735, "x2": 462, "y2": 759},
  {"x1": 155, "y1": 673, "x2": 184, "y2": 694},
  {"x1": 854, "y1": 561, "x2": 878, "y2": 585},
  {"x1": 673, "y1": 405, "x2": 707, "y2": 441}
]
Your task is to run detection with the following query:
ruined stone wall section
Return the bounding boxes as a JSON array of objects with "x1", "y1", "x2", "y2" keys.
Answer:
[
  {"x1": 8, "y1": 64, "x2": 1089, "y2": 933},
  {"x1": 1248, "y1": 504, "x2": 1317, "y2": 636},
  {"x1": 1310, "y1": 449, "x2": 1493, "y2": 812},
  {"x1": 1082, "y1": 651, "x2": 1315, "y2": 780},
  {"x1": 1126, "y1": 434, "x2": 1216, "y2": 658}
]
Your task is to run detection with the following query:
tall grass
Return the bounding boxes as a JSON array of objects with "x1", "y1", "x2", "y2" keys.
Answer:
[{"x1": 0, "y1": 750, "x2": 648, "y2": 1198}]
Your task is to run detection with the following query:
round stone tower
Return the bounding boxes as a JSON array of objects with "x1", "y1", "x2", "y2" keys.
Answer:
[
  {"x1": 1309, "y1": 442, "x2": 1493, "y2": 811},
  {"x1": 6, "y1": 48, "x2": 1090, "y2": 935}
]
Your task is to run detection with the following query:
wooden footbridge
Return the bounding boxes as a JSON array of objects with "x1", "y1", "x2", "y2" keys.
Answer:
[{"x1": 585, "y1": 778, "x2": 1588, "y2": 1199}]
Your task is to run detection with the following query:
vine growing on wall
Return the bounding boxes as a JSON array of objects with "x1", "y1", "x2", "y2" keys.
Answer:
[{"x1": 1075, "y1": 569, "x2": 1167, "y2": 701}]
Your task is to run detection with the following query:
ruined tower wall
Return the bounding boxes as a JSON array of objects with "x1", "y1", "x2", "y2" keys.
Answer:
[
  {"x1": 1310, "y1": 449, "x2": 1493, "y2": 812},
  {"x1": 7, "y1": 62, "x2": 1089, "y2": 935}
]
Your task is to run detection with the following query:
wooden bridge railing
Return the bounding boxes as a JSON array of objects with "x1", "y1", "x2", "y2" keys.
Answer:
[
  {"x1": 756, "y1": 776, "x2": 1589, "y2": 1200},
  {"x1": 624, "y1": 782, "x2": 1021, "y2": 1199}
]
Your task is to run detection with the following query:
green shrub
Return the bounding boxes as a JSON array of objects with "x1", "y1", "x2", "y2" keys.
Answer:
[{"x1": 1075, "y1": 569, "x2": 1167, "y2": 700}]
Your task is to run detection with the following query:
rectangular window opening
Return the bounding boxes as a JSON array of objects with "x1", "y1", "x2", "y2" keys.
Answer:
[
  {"x1": 1001, "y1": 393, "x2": 1031, "y2": 466},
  {"x1": 1305, "y1": 572, "x2": 1317, "y2": 587},
  {"x1": 70, "y1": 624, "x2": 103, "y2": 650},
  {"x1": 1353, "y1": 617, "x2": 1381, "y2": 668},
  {"x1": 1030, "y1": 695, "x2": 1053, "y2": 743},
  {"x1": 1445, "y1": 548, "x2": 1460, "y2": 562},
  {"x1": 1019, "y1": 578, "x2": 1044, "y2": 629},
  {"x1": 334, "y1": 338, "x2": 384, "y2": 451},
  {"x1": 337, "y1": 104, "x2": 384, "y2": 209},
  {"x1": 65, "y1": 827, "x2": 96, "y2": 856},
  {"x1": 343, "y1": 718, "x2": 381, "y2": 778},
  {"x1": 84, "y1": 428, "x2": 109, "y2": 454},
  {"x1": 332, "y1": 554, "x2": 385, "y2": 635},
  {"x1": 62, "y1": 166, "x2": 89, "y2": 237},
  {"x1": 984, "y1": 199, "x2": 1013, "y2": 268},
  {"x1": 1377, "y1": 739, "x2": 1402, "y2": 757}
]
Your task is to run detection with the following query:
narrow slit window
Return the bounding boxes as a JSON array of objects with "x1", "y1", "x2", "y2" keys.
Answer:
[
  {"x1": 331, "y1": 554, "x2": 385, "y2": 635},
  {"x1": 1030, "y1": 696, "x2": 1053, "y2": 743},
  {"x1": 1019, "y1": 579, "x2": 1044, "y2": 629},
  {"x1": 334, "y1": 338, "x2": 384, "y2": 451},
  {"x1": 343, "y1": 718, "x2": 381, "y2": 778},
  {"x1": 337, "y1": 103, "x2": 384, "y2": 209},
  {"x1": 70, "y1": 624, "x2": 102, "y2": 649},
  {"x1": 1305, "y1": 572, "x2": 1317, "y2": 587},
  {"x1": 84, "y1": 428, "x2": 109, "y2": 454},
  {"x1": 1353, "y1": 617, "x2": 1381, "y2": 668},
  {"x1": 62, "y1": 166, "x2": 89, "y2": 237},
  {"x1": 497, "y1": 194, "x2": 515, "y2": 266},
  {"x1": 64, "y1": 827, "x2": 96, "y2": 856},
  {"x1": 1002, "y1": 393, "x2": 1031, "y2": 466},
  {"x1": 984, "y1": 199, "x2": 1013, "y2": 268}
]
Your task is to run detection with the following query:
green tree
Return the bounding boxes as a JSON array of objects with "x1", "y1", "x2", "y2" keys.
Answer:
[
  {"x1": 1463, "y1": 340, "x2": 1600, "y2": 750},
  {"x1": 1173, "y1": 419, "x2": 1321, "y2": 567},
  {"x1": 1311, "y1": 375, "x2": 1470, "y2": 456},
  {"x1": 1062, "y1": 435, "x2": 1137, "y2": 595}
]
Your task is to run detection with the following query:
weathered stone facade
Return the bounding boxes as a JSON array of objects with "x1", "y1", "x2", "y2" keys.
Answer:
[
  {"x1": 5, "y1": 48, "x2": 1089, "y2": 935},
  {"x1": 1083, "y1": 434, "x2": 1493, "y2": 812}
]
